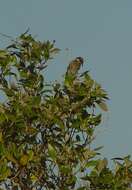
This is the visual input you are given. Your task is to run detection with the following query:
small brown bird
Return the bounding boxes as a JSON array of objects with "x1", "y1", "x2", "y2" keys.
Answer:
[{"x1": 66, "y1": 57, "x2": 84, "y2": 76}]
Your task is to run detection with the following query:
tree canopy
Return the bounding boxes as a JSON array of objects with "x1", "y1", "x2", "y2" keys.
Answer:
[{"x1": 0, "y1": 32, "x2": 132, "y2": 190}]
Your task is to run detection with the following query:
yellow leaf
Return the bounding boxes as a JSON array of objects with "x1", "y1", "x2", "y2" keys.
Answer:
[
  {"x1": 83, "y1": 149, "x2": 96, "y2": 160},
  {"x1": 0, "y1": 50, "x2": 9, "y2": 59},
  {"x1": 20, "y1": 154, "x2": 29, "y2": 166},
  {"x1": 30, "y1": 174, "x2": 38, "y2": 182},
  {"x1": 26, "y1": 127, "x2": 38, "y2": 135},
  {"x1": 96, "y1": 158, "x2": 108, "y2": 174},
  {"x1": 98, "y1": 102, "x2": 108, "y2": 112},
  {"x1": 27, "y1": 150, "x2": 34, "y2": 161}
]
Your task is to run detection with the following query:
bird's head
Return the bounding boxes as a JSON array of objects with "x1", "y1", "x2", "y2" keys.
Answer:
[{"x1": 76, "y1": 57, "x2": 84, "y2": 66}]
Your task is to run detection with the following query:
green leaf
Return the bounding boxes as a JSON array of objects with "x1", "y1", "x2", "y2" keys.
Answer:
[
  {"x1": 60, "y1": 165, "x2": 71, "y2": 174},
  {"x1": 93, "y1": 146, "x2": 104, "y2": 152},
  {"x1": 77, "y1": 187, "x2": 86, "y2": 190},
  {"x1": 48, "y1": 143, "x2": 57, "y2": 161},
  {"x1": 0, "y1": 159, "x2": 11, "y2": 180},
  {"x1": 0, "y1": 113, "x2": 7, "y2": 123},
  {"x1": 30, "y1": 96, "x2": 41, "y2": 106},
  {"x1": 50, "y1": 48, "x2": 60, "y2": 54},
  {"x1": 0, "y1": 143, "x2": 5, "y2": 156},
  {"x1": 85, "y1": 160, "x2": 99, "y2": 168}
]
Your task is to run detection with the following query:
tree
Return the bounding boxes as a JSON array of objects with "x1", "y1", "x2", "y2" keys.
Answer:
[{"x1": 0, "y1": 32, "x2": 132, "y2": 190}]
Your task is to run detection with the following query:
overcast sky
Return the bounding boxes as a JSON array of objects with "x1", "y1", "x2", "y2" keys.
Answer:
[{"x1": 0, "y1": 0, "x2": 132, "y2": 159}]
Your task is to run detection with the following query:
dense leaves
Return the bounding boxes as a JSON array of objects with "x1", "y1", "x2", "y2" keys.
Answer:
[{"x1": 0, "y1": 32, "x2": 131, "y2": 189}]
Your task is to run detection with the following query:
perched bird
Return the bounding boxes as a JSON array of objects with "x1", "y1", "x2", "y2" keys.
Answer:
[{"x1": 66, "y1": 57, "x2": 84, "y2": 76}]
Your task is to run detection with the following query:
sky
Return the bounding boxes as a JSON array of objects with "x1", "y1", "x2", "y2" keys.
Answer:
[{"x1": 0, "y1": 0, "x2": 132, "y2": 159}]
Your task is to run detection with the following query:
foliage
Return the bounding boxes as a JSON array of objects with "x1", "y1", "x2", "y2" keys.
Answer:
[{"x1": 0, "y1": 32, "x2": 131, "y2": 190}]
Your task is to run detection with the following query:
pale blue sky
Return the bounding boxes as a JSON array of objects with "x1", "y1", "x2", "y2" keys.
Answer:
[{"x1": 0, "y1": 0, "x2": 132, "y2": 159}]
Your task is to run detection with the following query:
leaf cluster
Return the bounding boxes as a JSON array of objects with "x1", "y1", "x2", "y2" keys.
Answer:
[{"x1": 0, "y1": 32, "x2": 131, "y2": 190}]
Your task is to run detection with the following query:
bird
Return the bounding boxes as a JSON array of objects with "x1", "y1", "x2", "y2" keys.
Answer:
[{"x1": 66, "y1": 57, "x2": 84, "y2": 77}]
